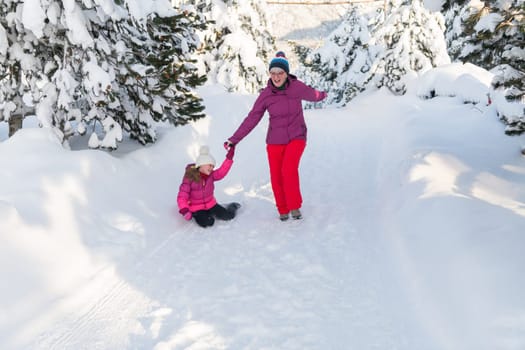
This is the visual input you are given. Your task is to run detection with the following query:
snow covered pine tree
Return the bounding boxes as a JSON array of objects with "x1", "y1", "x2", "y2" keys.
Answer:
[
  {"x1": 295, "y1": 5, "x2": 379, "y2": 107},
  {"x1": 374, "y1": 0, "x2": 450, "y2": 95},
  {"x1": 0, "y1": 0, "x2": 208, "y2": 149},
  {"x1": 175, "y1": 0, "x2": 275, "y2": 93},
  {"x1": 296, "y1": 0, "x2": 450, "y2": 104},
  {"x1": 447, "y1": 0, "x2": 524, "y2": 135}
]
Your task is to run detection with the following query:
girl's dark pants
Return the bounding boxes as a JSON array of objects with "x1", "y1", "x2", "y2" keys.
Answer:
[{"x1": 193, "y1": 204, "x2": 235, "y2": 228}]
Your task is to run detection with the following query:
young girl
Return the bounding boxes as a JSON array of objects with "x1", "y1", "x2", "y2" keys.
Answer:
[{"x1": 177, "y1": 145, "x2": 240, "y2": 228}]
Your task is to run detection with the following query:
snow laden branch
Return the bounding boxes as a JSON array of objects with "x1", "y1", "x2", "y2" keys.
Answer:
[
  {"x1": 0, "y1": 0, "x2": 208, "y2": 150},
  {"x1": 295, "y1": 0, "x2": 450, "y2": 106}
]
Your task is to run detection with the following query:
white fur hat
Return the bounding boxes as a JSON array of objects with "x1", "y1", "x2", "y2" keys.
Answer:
[{"x1": 195, "y1": 145, "x2": 216, "y2": 167}]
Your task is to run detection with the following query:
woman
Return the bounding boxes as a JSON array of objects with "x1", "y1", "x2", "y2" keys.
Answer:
[{"x1": 225, "y1": 51, "x2": 327, "y2": 221}]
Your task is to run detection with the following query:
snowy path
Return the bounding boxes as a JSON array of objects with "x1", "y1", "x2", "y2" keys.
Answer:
[
  {"x1": 32, "y1": 92, "x2": 420, "y2": 349},
  {"x1": 35, "y1": 218, "x2": 398, "y2": 349},
  {"x1": 10, "y1": 86, "x2": 524, "y2": 350}
]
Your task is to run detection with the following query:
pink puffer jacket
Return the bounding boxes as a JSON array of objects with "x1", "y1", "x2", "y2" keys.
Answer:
[
  {"x1": 229, "y1": 74, "x2": 327, "y2": 145},
  {"x1": 177, "y1": 158, "x2": 233, "y2": 212}
]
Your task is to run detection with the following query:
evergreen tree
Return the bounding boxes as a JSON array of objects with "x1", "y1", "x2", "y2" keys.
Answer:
[
  {"x1": 295, "y1": 5, "x2": 379, "y2": 107},
  {"x1": 489, "y1": 2, "x2": 524, "y2": 101},
  {"x1": 0, "y1": 0, "x2": 207, "y2": 149},
  {"x1": 0, "y1": 0, "x2": 50, "y2": 137},
  {"x1": 443, "y1": 2, "x2": 478, "y2": 61},
  {"x1": 175, "y1": 0, "x2": 275, "y2": 93},
  {"x1": 447, "y1": 0, "x2": 524, "y2": 134},
  {"x1": 374, "y1": 0, "x2": 450, "y2": 95},
  {"x1": 296, "y1": 0, "x2": 449, "y2": 104}
]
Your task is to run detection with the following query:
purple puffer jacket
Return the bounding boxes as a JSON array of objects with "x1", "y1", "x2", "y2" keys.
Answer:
[
  {"x1": 229, "y1": 75, "x2": 327, "y2": 145},
  {"x1": 177, "y1": 158, "x2": 233, "y2": 213}
]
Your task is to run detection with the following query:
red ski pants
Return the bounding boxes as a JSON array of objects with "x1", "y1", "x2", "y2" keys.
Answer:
[{"x1": 266, "y1": 139, "x2": 306, "y2": 214}]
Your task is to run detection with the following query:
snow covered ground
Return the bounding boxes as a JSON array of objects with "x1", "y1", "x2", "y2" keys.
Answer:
[{"x1": 1, "y1": 61, "x2": 524, "y2": 349}]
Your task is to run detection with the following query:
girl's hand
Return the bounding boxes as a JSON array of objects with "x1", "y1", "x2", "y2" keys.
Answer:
[
  {"x1": 179, "y1": 208, "x2": 192, "y2": 220},
  {"x1": 226, "y1": 144, "x2": 235, "y2": 160},
  {"x1": 224, "y1": 141, "x2": 234, "y2": 150}
]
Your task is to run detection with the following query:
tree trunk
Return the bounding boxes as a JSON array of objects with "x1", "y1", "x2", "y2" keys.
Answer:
[{"x1": 8, "y1": 115, "x2": 23, "y2": 137}]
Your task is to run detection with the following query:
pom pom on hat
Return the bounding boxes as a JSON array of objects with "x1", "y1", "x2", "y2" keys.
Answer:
[
  {"x1": 195, "y1": 145, "x2": 216, "y2": 167},
  {"x1": 269, "y1": 51, "x2": 289, "y2": 74}
]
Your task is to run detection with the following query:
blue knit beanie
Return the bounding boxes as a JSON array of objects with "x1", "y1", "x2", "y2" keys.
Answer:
[{"x1": 269, "y1": 51, "x2": 289, "y2": 74}]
